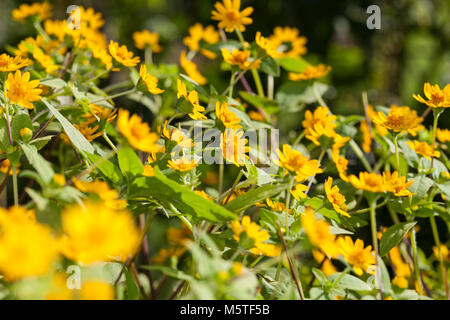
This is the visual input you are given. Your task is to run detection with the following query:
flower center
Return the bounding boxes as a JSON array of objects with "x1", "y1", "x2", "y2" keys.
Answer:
[{"x1": 226, "y1": 10, "x2": 240, "y2": 21}]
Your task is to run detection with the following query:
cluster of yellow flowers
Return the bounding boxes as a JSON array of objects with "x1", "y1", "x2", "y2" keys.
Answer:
[{"x1": 0, "y1": 0, "x2": 449, "y2": 301}]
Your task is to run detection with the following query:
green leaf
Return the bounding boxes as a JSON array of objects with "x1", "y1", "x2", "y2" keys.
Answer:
[
  {"x1": 40, "y1": 78, "x2": 67, "y2": 89},
  {"x1": 20, "y1": 143, "x2": 54, "y2": 184},
  {"x1": 11, "y1": 113, "x2": 33, "y2": 141},
  {"x1": 330, "y1": 273, "x2": 372, "y2": 292},
  {"x1": 275, "y1": 82, "x2": 329, "y2": 111},
  {"x1": 239, "y1": 91, "x2": 279, "y2": 115},
  {"x1": 118, "y1": 147, "x2": 144, "y2": 176},
  {"x1": 123, "y1": 266, "x2": 139, "y2": 300},
  {"x1": 130, "y1": 167, "x2": 237, "y2": 222},
  {"x1": 260, "y1": 57, "x2": 280, "y2": 77},
  {"x1": 276, "y1": 57, "x2": 309, "y2": 73},
  {"x1": 437, "y1": 181, "x2": 450, "y2": 199},
  {"x1": 41, "y1": 98, "x2": 95, "y2": 155},
  {"x1": 311, "y1": 268, "x2": 329, "y2": 287},
  {"x1": 379, "y1": 222, "x2": 416, "y2": 257},
  {"x1": 86, "y1": 153, "x2": 123, "y2": 184},
  {"x1": 225, "y1": 183, "x2": 289, "y2": 212},
  {"x1": 409, "y1": 175, "x2": 434, "y2": 201},
  {"x1": 140, "y1": 265, "x2": 193, "y2": 281},
  {"x1": 30, "y1": 136, "x2": 53, "y2": 150}
]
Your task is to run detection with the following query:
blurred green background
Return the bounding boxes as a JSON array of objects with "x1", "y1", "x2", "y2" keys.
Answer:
[{"x1": 1, "y1": 0, "x2": 449, "y2": 127}]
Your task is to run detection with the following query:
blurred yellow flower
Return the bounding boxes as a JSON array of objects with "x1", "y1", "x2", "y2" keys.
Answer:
[
  {"x1": 33, "y1": 47, "x2": 58, "y2": 74},
  {"x1": 184, "y1": 23, "x2": 219, "y2": 59},
  {"x1": 289, "y1": 64, "x2": 331, "y2": 81},
  {"x1": 167, "y1": 157, "x2": 199, "y2": 172},
  {"x1": 360, "y1": 120, "x2": 372, "y2": 153},
  {"x1": 331, "y1": 153, "x2": 349, "y2": 182},
  {"x1": 133, "y1": 30, "x2": 162, "y2": 52},
  {"x1": 216, "y1": 101, "x2": 242, "y2": 129},
  {"x1": 222, "y1": 48, "x2": 260, "y2": 70},
  {"x1": 60, "y1": 201, "x2": 141, "y2": 264},
  {"x1": 12, "y1": 1, "x2": 52, "y2": 23},
  {"x1": 5, "y1": 70, "x2": 42, "y2": 109},
  {"x1": 139, "y1": 64, "x2": 164, "y2": 94},
  {"x1": 291, "y1": 183, "x2": 308, "y2": 201},
  {"x1": 80, "y1": 281, "x2": 115, "y2": 300},
  {"x1": 72, "y1": 178, "x2": 127, "y2": 210},
  {"x1": 117, "y1": 109, "x2": 160, "y2": 153},
  {"x1": 302, "y1": 106, "x2": 337, "y2": 146},
  {"x1": 180, "y1": 50, "x2": 207, "y2": 85},
  {"x1": 312, "y1": 250, "x2": 337, "y2": 277},
  {"x1": 0, "y1": 53, "x2": 32, "y2": 72},
  {"x1": 276, "y1": 144, "x2": 322, "y2": 181},
  {"x1": 255, "y1": 31, "x2": 281, "y2": 58},
  {"x1": 221, "y1": 128, "x2": 249, "y2": 166},
  {"x1": 413, "y1": 82, "x2": 450, "y2": 109},
  {"x1": 325, "y1": 177, "x2": 349, "y2": 217},
  {"x1": 211, "y1": 0, "x2": 253, "y2": 32},
  {"x1": 372, "y1": 105, "x2": 424, "y2": 136},
  {"x1": 177, "y1": 79, "x2": 207, "y2": 120},
  {"x1": 349, "y1": 171, "x2": 386, "y2": 193},
  {"x1": 269, "y1": 26, "x2": 307, "y2": 58},
  {"x1": 436, "y1": 128, "x2": 450, "y2": 144}
]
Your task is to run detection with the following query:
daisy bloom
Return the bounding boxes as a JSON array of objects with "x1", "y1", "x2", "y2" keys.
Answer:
[
  {"x1": 276, "y1": 144, "x2": 323, "y2": 181},
  {"x1": 117, "y1": 109, "x2": 160, "y2": 153},
  {"x1": 406, "y1": 140, "x2": 440, "y2": 160},
  {"x1": 133, "y1": 30, "x2": 162, "y2": 52},
  {"x1": 177, "y1": 79, "x2": 207, "y2": 120},
  {"x1": 302, "y1": 106, "x2": 337, "y2": 146},
  {"x1": 331, "y1": 153, "x2": 349, "y2": 182},
  {"x1": 5, "y1": 70, "x2": 42, "y2": 109},
  {"x1": 0, "y1": 53, "x2": 32, "y2": 72},
  {"x1": 371, "y1": 105, "x2": 424, "y2": 136},
  {"x1": 215, "y1": 101, "x2": 242, "y2": 129},
  {"x1": 349, "y1": 171, "x2": 386, "y2": 193},
  {"x1": 337, "y1": 236, "x2": 376, "y2": 276},
  {"x1": 139, "y1": 64, "x2": 164, "y2": 94},
  {"x1": 80, "y1": 281, "x2": 115, "y2": 300},
  {"x1": 324, "y1": 177, "x2": 349, "y2": 217},
  {"x1": 33, "y1": 47, "x2": 58, "y2": 74},
  {"x1": 180, "y1": 50, "x2": 207, "y2": 85},
  {"x1": 269, "y1": 26, "x2": 307, "y2": 58},
  {"x1": 12, "y1": 1, "x2": 52, "y2": 23},
  {"x1": 437, "y1": 128, "x2": 450, "y2": 144},
  {"x1": 255, "y1": 32, "x2": 281, "y2": 58},
  {"x1": 211, "y1": 0, "x2": 254, "y2": 32},
  {"x1": 382, "y1": 171, "x2": 414, "y2": 197},
  {"x1": 222, "y1": 48, "x2": 260, "y2": 70},
  {"x1": 291, "y1": 183, "x2": 308, "y2": 201},
  {"x1": 289, "y1": 64, "x2": 331, "y2": 81},
  {"x1": 413, "y1": 82, "x2": 450, "y2": 109},
  {"x1": 167, "y1": 157, "x2": 199, "y2": 172},
  {"x1": 109, "y1": 40, "x2": 140, "y2": 67},
  {"x1": 221, "y1": 128, "x2": 249, "y2": 167}
]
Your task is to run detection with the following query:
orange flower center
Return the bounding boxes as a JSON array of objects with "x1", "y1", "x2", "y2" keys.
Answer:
[{"x1": 226, "y1": 10, "x2": 240, "y2": 21}]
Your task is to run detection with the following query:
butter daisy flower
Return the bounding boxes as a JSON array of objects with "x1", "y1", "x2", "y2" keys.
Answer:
[
  {"x1": 324, "y1": 177, "x2": 349, "y2": 217},
  {"x1": 406, "y1": 140, "x2": 440, "y2": 160},
  {"x1": 177, "y1": 79, "x2": 207, "y2": 120},
  {"x1": 32, "y1": 47, "x2": 58, "y2": 74},
  {"x1": 437, "y1": 128, "x2": 450, "y2": 144},
  {"x1": 337, "y1": 236, "x2": 376, "y2": 276},
  {"x1": 133, "y1": 30, "x2": 162, "y2": 52},
  {"x1": 276, "y1": 144, "x2": 323, "y2": 182},
  {"x1": 413, "y1": 82, "x2": 450, "y2": 109},
  {"x1": 180, "y1": 50, "x2": 207, "y2": 85},
  {"x1": 221, "y1": 48, "x2": 260, "y2": 70},
  {"x1": 371, "y1": 105, "x2": 424, "y2": 136},
  {"x1": 269, "y1": 26, "x2": 307, "y2": 58},
  {"x1": 349, "y1": 171, "x2": 386, "y2": 193},
  {"x1": 117, "y1": 109, "x2": 160, "y2": 153},
  {"x1": 302, "y1": 106, "x2": 337, "y2": 146},
  {"x1": 255, "y1": 31, "x2": 281, "y2": 58},
  {"x1": 215, "y1": 101, "x2": 242, "y2": 129},
  {"x1": 291, "y1": 183, "x2": 308, "y2": 201},
  {"x1": 382, "y1": 171, "x2": 414, "y2": 197},
  {"x1": 230, "y1": 215, "x2": 281, "y2": 257},
  {"x1": 5, "y1": 70, "x2": 42, "y2": 109},
  {"x1": 289, "y1": 64, "x2": 331, "y2": 81},
  {"x1": 360, "y1": 120, "x2": 373, "y2": 153},
  {"x1": 301, "y1": 206, "x2": 339, "y2": 258},
  {"x1": 12, "y1": 1, "x2": 52, "y2": 23},
  {"x1": 266, "y1": 198, "x2": 290, "y2": 213},
  {"x1": 331, "y1": 153, "x2": 349, "y2": 182},
  {"x1": 0, "y1": 53, "x2": 33, "y2": 72},
  {"x1": 167, "y1": 157, "x2": 199, "y2": 172},
  {"x1": 183, "y1": 23, "x2": 219, "y2": 59},
  {"x1": 109, "y1": 40, "x2": 140, "y2": 67},
  {"x1": 221, "y1": 128, "x2": 249, "y2": 167},
  {"x1": 211, "y1": 0, "x2": 254, "y2": 33},
  {"x1": 139, "y1": 64, "x2": 164, "y2": 94}
]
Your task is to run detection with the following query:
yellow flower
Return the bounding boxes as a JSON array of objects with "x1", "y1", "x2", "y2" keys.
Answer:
[
  {"x1": 269, "y1": 26, "x2": 307, "y2": 58},
  {"x1": 109, "y1": 40, "x2": 140, "y2": 67},
  {"x1": 312, "y1": 250, "x2": 337, "y2": 277},
  {"x1": 433, "y1": 244, "x2": 449, "y2": 262},
  {"x1": 72, "y1": 122, "x2": 103, "y2": 142},
  {"x1": 248, "y1": 110, "x2": 265, "y2": 122},
  {"x1": 45, "y1": 273, "x2": 74, "y2": 300},
  {"x1": 222, "y1": 48, "x2": 260, "y2": 70},
  {"x1": 367, "y1": 105, "x2": 388, "y2": 136},
  {"x1": 167, "y1": 157, "x2": 199, "y2": 172},
  {"x1": 389, "y1": 246, "x2": 411, "y2": 289},
  {"x1": 139, "y1": 64, "x2": 164, "y2": 94},
  {"x1": 255, "y1": 32, "x2": 281, "y2": 58},
  {"x1": 133, "y1": 30, "x2": 162, "y2": 52},
  {"x1": 371, "y1": 105, "x2": 424, "y2": 136},
  {"x1": 302, "y1": 106, "x2": 337, "y2": 146},
  {"x1": 289, "y1": 64, "x2": 331, "y2": 81},
  {"x1": 80, "y1": 281, "x2": 115, "y2": 300},
  {"x1": 33, "y1": 47, "x2": 58, "y2": 74},
  {"x1": 0, "y1": 159, "x2": 21, "y2": 176},
  {"x1": 211, "y1": 0, "x2": 253, "y2": 32},
  {"x1": 349, "y1": 171, "x2": 386, "y2": 193},
  {"x1": 221, "y1": 128, "x2": 249, "y2": 167},
  {"x1": 324, "y1": 177, "x2": 349, "y2": 217},
  {"x1": 117, "y1": 109, "x2": 160, "y2": 153},
  {"x1": 216, "y1": 101, "x2": 242, "y2": 129},
  {"x1": 52, "y1": 173, "x2": 66, "y2": 186},
  {"x1": 331, "y1": 134, "x2": 350, "y2": 159},
  {"x1": 179, "y1": 50, "x2": 207, "y2": 85},
  {"x1": 152, "y1": 247, "x2": 186, "y2": 264},
  {"x1": 382, "y1": 171, "x2": 414, "y2": 197},
  {"x1": 230, "y1": 215, "x2": 281, "y2": 257},
  {"x1": 331, "y1": 153, "x2": 349, "y2": 182},
  {"x1": 360, "y1": 120, "x2": 372, "y2": 153},
  {"x1": 406, "y1": 140, "x2": 440, "y2": 160},
  {"x1": 301, "y1": 206, "x2": 339, "y2": 258},
  {"x1": 5, "y1": 70, "x2": 42, "y2": 109},
  {"x1": 91, "y1": 46, "x2": 113, "y2": 69},
  {"x1": 60, "y1": 201, "x2": 141, "y2": 264},
  {"x1": 72, "y1": 178, "x2": 127, "y2": 210},
  {"x1": 160, "y1": 121, "x2": 192, "y2": 148},
  {"x1": 437, "y1": 128, "x2": 450, "y2": 144},
  {"x1": 184, "y1": 23, "x2": 219, "y2": 58},
  {"x1": 337, "y1": 236, "x2": 376, "y2": 276},
  {"x1": 291, "y1": 183, "x2": 308, "y2": 201},
  {"x1": 0, "y1": 207, "x2": 57, "y2": 281},
  {"x1": 276, "y1": 144, "x2": 323, "y2": 181},
  {"x1": 266, "y1": 198, "x2": 289, "y2": 213},
  {"x1": 413, "y1": 82, "x2": 450, "y2": 109},
  {"x1": 83, "y1": 104, "x2": 117, "y2": 125},
  {"x1": 177, "y1": 79, "x2": 207, "y2": 120},
  {"x1": 194, "y1": 190, "x2": 215, "y2": 201},
  {"x1": 12, "y1": 1, "x2": 52, "y2": 23},
  {"x1": 143, "y1": 164, "x2": 155, "y2": 177},
  {"x1": 0, "y1": 53, "x2": 33, "y2": 72}
]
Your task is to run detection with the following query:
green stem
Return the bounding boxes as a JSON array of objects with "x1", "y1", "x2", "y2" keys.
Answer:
[
  {"x1": 169, "y1": 203, "x2": 192, "y2": 232},
  {"x1": 410, "y1": 226, "x2": 423, "y2": 297},
  {"x1": 12, "y1": 166, "x2": 18, "y2": 206},
  {"x1": 228, "y1": 71, "x2": 236, "y2": 98},
  {"x1": 90, "y1": 88, "x2": 136, "y2": 104},
  {"x1": 218, "y1": 162, "x2": 224, "y2": 201},
  {"x1": 429, "y1": 215, "x2": 449, "y2": 298},
  {"x1": 145, "y1": 47, "x2": 153, "y2": 65},
  {"x1": 394, "y1": 134, "x2": 400, "y2": 172},
  {"x1": 33, "y1": 20, "x2": 50, "y2": 42},
  {"x1": 82, "y1": 67, "x2": 113, "y2": 86},
  {"x1": 369, "y1": 199, "x2": 383, "y2": 299},
  {"x1": 312, "y1": 85, "x2": 327, "y2": 107},
  {"x1": 285, "y1": 177, "x2": 295, "y2": 232},
  {"x1": 349, "y1": 139, "x2": 372, "y2": 172},
  {"x1": 103, "y1": 132, "x2": 118, "y2": 152},
  {"x1": 349, "y1": 199, "x2": 388, "y2": 214},
  {"x1": 292, "y1": 131, "x2": 305, "y2": 146},
  {"x1": 430, "y1": 110, "x2": 440, "y2": 171}
]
